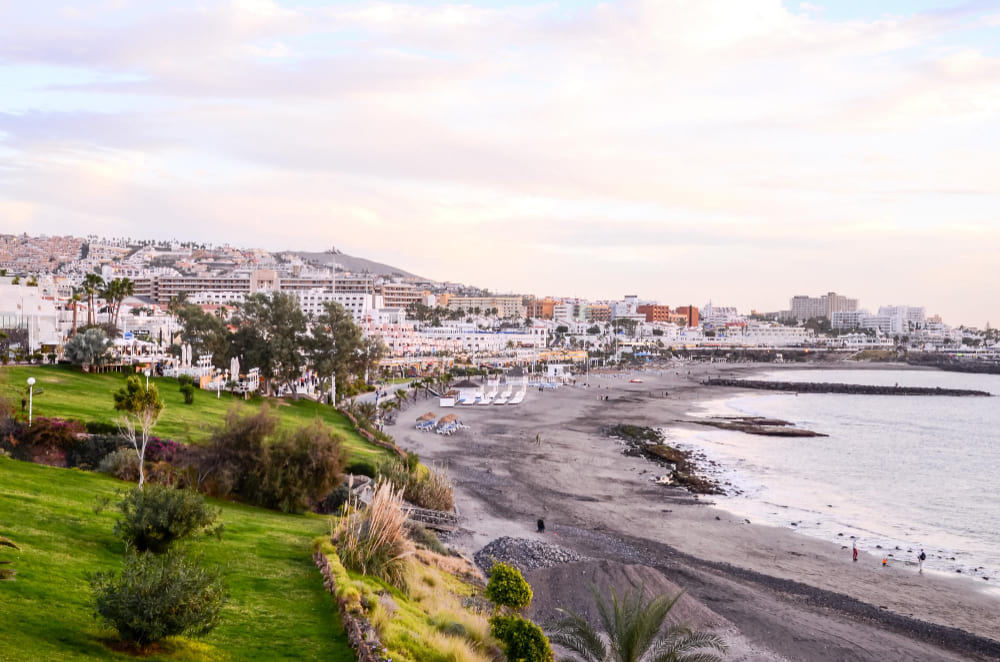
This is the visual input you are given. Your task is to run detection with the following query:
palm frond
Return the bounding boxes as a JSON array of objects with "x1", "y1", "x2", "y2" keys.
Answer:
[{"x1": 550, "y1": 607, "x2": 609, "y2": 662}]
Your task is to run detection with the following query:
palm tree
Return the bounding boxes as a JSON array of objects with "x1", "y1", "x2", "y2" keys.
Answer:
[
  {"x1": 357, "y1": 401, "x2": 377, "y2": 424},
  {"x1": 69, "y1": 287, "x2": 83, "y2": 336},
  {"x1": 81, "y1": 272, "x2": 105, "y2": 326},
  {"x1": 549, "y1": 586, "x2": 727, "y2": 662}
]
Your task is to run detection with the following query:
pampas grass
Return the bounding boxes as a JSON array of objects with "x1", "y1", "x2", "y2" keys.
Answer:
[{"x1": 333, "y1": 480, "x2": 413, "y2": 590}]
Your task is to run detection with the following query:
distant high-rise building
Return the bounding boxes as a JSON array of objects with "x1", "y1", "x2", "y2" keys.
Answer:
[{"x1": 789, "y1": 291, "x2": 857, "y2": 321}]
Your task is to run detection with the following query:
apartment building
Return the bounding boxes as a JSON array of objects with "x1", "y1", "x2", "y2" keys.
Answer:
[
  {"x1": 445, "y1": 295, "x2": 525, "y2": 319},
  {"x1": 637, "y1": 304, "x2": 671, "y2": 323},
  {"x1": 789, "y1": 291, "x2": 858, "y2": 321},
  {"x1": 379, "y1": 283, "x2": 421, "y2": 309},
  {"x1": 525, "y1": 297, "x2": 559, "y2": 319}
]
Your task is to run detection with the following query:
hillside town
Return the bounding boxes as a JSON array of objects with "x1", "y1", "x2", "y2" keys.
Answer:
[{"x1": 2, "y1": 233, "x2": 997, "y2": 378}]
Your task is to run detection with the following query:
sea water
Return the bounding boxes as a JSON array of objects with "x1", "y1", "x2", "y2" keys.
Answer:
[{"x1": 673, "y1": 368, "x2": 1000, "y2": 582}]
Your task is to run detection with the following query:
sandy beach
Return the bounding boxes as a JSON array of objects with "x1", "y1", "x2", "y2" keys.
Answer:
[{"x1": 385, "y1": 362, "x2": 1000, "y2": 662}]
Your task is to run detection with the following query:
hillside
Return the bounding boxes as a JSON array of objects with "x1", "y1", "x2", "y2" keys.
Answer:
[
  {"x1": 0, "y1": 457, "x2": 354, "y2": 661},
  {"x1": 0, "y1": 365, "x2": 391, "y2": 465},
  {"x1": 292, "y1": 249, "x2": 421, "y2": 278}
]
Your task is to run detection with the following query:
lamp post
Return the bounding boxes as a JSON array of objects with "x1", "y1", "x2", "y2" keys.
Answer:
[
  {"x1": 144, "y1": 368, "x2": 151, "y2": 391},
  {"x1": 26, "y1": 377, "x2": 35, "y2": 427}
]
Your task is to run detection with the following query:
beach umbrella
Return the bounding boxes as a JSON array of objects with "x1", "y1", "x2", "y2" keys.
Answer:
[
  {"x1": 230, "y1": 356, "x2": 240, "y2": 378},
  {"x1": 417, "y1": 412, "x2": 436, "y2": 422},
  {"x1": 439, "y1": 414, "x2": 458, "y2": 424}
]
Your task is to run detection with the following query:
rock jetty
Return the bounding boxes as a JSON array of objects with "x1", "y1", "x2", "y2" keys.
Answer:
[{"x1": 706, "y1": 378, "x2": 991, "y2": 397}]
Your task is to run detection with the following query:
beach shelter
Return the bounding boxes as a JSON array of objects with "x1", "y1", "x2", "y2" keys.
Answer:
[
  {"x1": 417, "y1": 412, "x2": 437, "y2": 422},
  {"x1": 439, "y1": 414, "x2": 458, "y2": 424}
]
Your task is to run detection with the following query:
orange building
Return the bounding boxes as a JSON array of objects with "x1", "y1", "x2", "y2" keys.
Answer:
[
  {"x1": 637, "y1": 304, "x2": 671, "y2": 322},
  {"x1": 674, "y1": 305, "x2": 699, "y2": 327},
  {"x1": 589, "y1": 304, "x2": 612, "y2": 322},
  {"x1": 525, "y1": 297, "x2": 559, "y2": 319}
]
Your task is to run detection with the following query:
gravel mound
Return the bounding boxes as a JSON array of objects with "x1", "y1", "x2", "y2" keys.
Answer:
[{"x1": 474, "y1": 536, "x2": 585, "y2": 574}]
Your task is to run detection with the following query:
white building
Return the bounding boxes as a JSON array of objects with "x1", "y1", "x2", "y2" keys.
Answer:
[{"x1": 0, "y1": 278, "x2": 64, "y2": 350}]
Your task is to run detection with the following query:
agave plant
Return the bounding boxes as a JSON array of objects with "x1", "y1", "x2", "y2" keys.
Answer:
[{"x1": 549, "y1": 585, "x2": 727, "y2": 662}]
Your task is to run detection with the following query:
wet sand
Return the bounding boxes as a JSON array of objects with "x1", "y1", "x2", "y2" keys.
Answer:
[{"x1": 385, "y1": 362, "x2": 1000, "y2": 661}]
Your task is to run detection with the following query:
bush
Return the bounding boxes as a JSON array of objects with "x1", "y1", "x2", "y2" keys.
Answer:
[
  {"x1": 345, "y1": 460, "x2": 377, "y2": 478},
  {"x1": 99, "y1": 449, "x2": 140, "y2": 482},
  {"x1": 85, "y1": 421, "x2": 119, "y2": 435},
  {"x1": 199, "y1": 408, "x2": 344, "y2": 513},
  {"x1": 66, "y1": 435, "x2": 126, "y2": 470},
  {"x1": 332, "y1": 480, "x2": 412, "y2": 590},
  {"x1": 315, "y1": 482, "x2": 352, "y2": 514},
  {"x1": 177, "y1": 375, "x2": 195, "y2": 387},
  {"x1": 489, "y1": 615, "x2": 553, "y2": 662},
  {"x1": 251, "y1": 421, "x2": 345, "y2": 513},
  {"x1": 113, "y1": 485, "x2": 222, "y2": 553},
  {"x1": 378, "y1": 459, "x2": 455, "y2": 512},
  {"x1": 406, "y1": 522, "x2": 448, "y2": 556},
  {"x1": 23, "y1": 417, "x2": 85, "y2": 451},
  {"x1": 485, "y1": 562, "x2": 533, "y2": 612},
  {"x1": 91, "y1": 549, "x2": 227, "y2": 646},
  {"x1": 179, "y1": 383, "x2": 195, "y2": 405}
]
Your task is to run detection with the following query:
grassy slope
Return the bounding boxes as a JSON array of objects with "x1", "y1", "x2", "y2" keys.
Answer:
[
  {"x1": 0, "y1": 457, "x2": 355, "y2": 662},
  {"x1": 0, "y1": 365, "x2": 389, "y2": 464}
]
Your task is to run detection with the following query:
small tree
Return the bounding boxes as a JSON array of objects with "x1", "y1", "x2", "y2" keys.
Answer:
[
  {"x1": 179, "y1": 375, "x2": 196, "y2": 405},
  {"x1": 485, "y1": 562, "x2": 553, "y2": 662},
  {"x1": 91, "y1": 549, "x2": 227, "y2": 647},
  {"x1": 113, "y1": 485, "x2": 222, "y2": 554},
  {"x1": 113, "y1": 376, "x2": 164, "y2": 489},
  {"x1": 486, "y1": 562, "x2": 533, "y2": 612}
]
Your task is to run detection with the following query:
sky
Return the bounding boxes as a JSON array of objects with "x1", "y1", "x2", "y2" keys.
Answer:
[{"x1": 0, "y1": 1, "x2": 998, "y2": 326}]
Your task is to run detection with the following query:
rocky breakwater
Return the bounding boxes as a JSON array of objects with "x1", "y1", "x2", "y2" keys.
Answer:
[
  {"x1": 474, "y1": 536, "x2": 585, "y2": 575},
  {"x1": 706, "y1": 378, "x2": 992, "y2": 397},
  {"x1": 606, "y1": 424, "x2": 723, "y2": 495},
  {"x1": 689, "y1": 415, "x2": 828, "y2": 437}
]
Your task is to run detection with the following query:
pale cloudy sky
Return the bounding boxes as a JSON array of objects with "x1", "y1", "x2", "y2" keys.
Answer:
[{"x1": 1, "y1": 1, "x2": 998, "y2": 325}]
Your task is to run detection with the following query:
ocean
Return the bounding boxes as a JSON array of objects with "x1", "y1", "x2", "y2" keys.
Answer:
[{"x1": 672, "y1": 367, "x2": 1000, "y2": 584}]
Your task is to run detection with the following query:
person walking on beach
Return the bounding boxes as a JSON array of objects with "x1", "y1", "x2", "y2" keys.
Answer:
[
  {"x1": 918, "y1": 548, "x2": 926, "y2": 573},
  {"x1": 535, "y1": 433, "x2": 541, "y2": 446},
  {"x1": 852, "y1": 540, "x2": 858, "y2": 562}
]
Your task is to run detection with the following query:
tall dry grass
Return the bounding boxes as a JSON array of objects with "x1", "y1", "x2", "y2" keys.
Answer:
[{"x1": 333, "y1": 480, "x2": 413, "y2": 590}]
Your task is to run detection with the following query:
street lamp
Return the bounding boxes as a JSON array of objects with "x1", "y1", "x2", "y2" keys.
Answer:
[
  {"x1": 26, "y1": 377, "x2": 35, "y2": 427},
  {"x1": 144, "y1": 368, "x2": 151, "y2": 390}
]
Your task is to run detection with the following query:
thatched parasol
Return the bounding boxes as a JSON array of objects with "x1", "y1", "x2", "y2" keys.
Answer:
[
  {"x1": 417, "y1": 412, "x2": 437, "y2": 422},
  {"x1": 439, "y1": 414, "x2": 459, "y2": 424}
]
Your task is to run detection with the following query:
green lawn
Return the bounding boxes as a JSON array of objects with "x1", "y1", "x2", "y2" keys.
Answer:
[
  {"x1": 0, "y1": 365, "x2": 389, "y2": 464},
  {"x1": 0, "y1": 456, "x2": 355, "y2": 661}
]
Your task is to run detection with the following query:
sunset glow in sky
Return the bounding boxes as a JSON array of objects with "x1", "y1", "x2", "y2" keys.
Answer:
[{"x1": 1, "y1": 1, "x2": 998, "y2": 325}]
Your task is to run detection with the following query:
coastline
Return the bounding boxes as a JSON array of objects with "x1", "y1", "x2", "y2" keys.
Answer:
[{"x1": 385, "y1": 361, "x2": 1000, "y2": 661}]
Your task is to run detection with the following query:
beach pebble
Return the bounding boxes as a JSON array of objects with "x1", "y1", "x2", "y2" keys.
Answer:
[{"x1": 474, "y1": 536, "x2": 585, "y2": 574}]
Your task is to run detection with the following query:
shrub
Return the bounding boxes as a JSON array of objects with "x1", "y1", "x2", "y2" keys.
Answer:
[
  {"x1": 332, "y1": 480, "x2": 412, "y2": 590},
  {"x1": 85, "y1": 421, "x2": 119, "y2": 435},
  {"x1": 489, "y1": 615, "x2": 553, "y2": 662},
  {"x1": 485, "y1": 562, "x2": 533, "y2": 612},
  {"x1": 406, "y1": 522, "x2": 448, "y2": 556},
  {"x1": 64, "y1": 328, "x2": 111, "y2": 366},
  {"x1": 177, "y1": 375, "x2": 195, "y2": 387},
  {"x1": 146, "y1": 437, "x2": 184, "y2": 463},
  {"x1": 379, "y1": 459, "x2": 455, "y2": 512},
  {"x1": 23, "y1": 417, "x2": 85, "y2": 451},
  {"x1": 91, "y1": 549, "x2": 227, "y2": 646},
  {"x1": 66, "y1": 435, "x2": 126, "y2": 470},
  {"x1": 113, "y1": 485, "x2": 222, "y2": 554},
  {"x1": 199, "y1": 408, "x2": 343, "y2": 513},
  {"x1": 99, "y1": 448, "x2": 140, "y2": 482},
  {"x1": 315, "y1": 482, "x2": 351, "y2": 514},
  {"x1": 179, "y1": 383, "x2": 195, "y2": 405},
  {"x1": 251, "y1": 421, "x2": 345, "y2": 514},
  {"x1": 345, "y1": 460, "x2": 377, "y2": 478}
]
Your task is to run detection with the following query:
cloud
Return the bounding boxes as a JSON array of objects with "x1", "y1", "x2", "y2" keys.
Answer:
[{"x1": 0, "y1": 0, "x2": 998, "y2": 325}]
